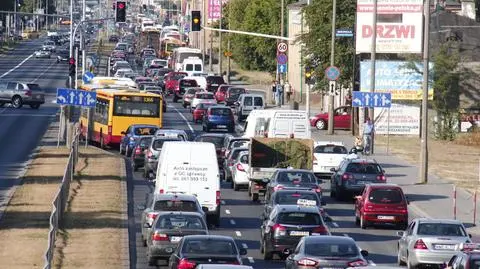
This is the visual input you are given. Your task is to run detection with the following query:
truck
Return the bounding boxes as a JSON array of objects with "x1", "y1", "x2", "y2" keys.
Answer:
[
  {"x1": 136, "y1": 29, "x2": 160, "y2": 56},
  {"x1": 247, "y1": 137, "x2": 314, "y2": 202}
]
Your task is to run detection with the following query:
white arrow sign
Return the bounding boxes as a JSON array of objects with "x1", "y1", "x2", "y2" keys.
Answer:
[
  {"x1": 381, "y1": 95, "x2": 391, "y2": 106},
  {"x1": 86, "y1": 93, "x2": 96, "y2": 105},
  {"x1": 364, "y1": 94, "x2": 370, "y2": 106},
  {"x1": 69, "y1": 92, "x2": 75, "y2": 104},
  {"x1": 78, "y1": 92, "x2": 84, "y2": 105},
  {"x1": 279, "y1": 65, "x2": 285, "y2": 72},
  {"x1": 353, "y1": 98, "x2": 361, "y2": 105},
  {"x1": 373, "y1": 94, "x2": 379, "y2": 106},
  {"x1": 57, "y1": 96, "x2": 66, "y2": 103}
]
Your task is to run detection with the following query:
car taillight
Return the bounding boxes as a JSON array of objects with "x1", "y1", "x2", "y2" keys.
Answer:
[
  {"x1": 342, "y1": 173, "x2": 353, "y2": 180},
  {"x1": 414, "y1": 239, "x2": 428, "y2": 249},
  {"x1": 25, "y1": 90, "x2": 32, "y2": 96},
  {"x1": 272, "y1": 224, "x2": 286, "y2": 236},
  {"x1": 177, "y1": 258, "x2": 196, "y2": 269},
  {"x1": 377, "y1": 174, "x2": 387, "y2": 181},
  {"x1": 348, "y1": 259, "x2": 368, "y2": 267},
  {"x1": 312, "y1": 187, "x2": 322, "y2": 193},
  {"x1": 273, "y1": 185, "x2": 284, "y2": 192},
  {"x1": 159, "y1": 189, "x2": 164, "y2": 194},
  {"x1": 363, "y1": 202, "x2": 374, "y2": 212},
  {"x1": 236, "y1": 163, "x2": 245, "y2": 172},
  {"x1": 312, "y1": 225, "x2": 329, "y2": 235},
  {"x1": 135, "y1": 146, "x2": 142, "y2": 155},
  {"x1": 397, "y1": 206, "x2": 408, "y2": 214},
  {"x1": 147, "y1": 150, "x2": 153, "y2": 158},
  {"x1": 297, "y1": 258, "x2": 318, "y2": 267},
  {"x1": 216, "y1": 190, "x2": 221, "y2": 205},
  {"x1": 152, "y1": 231, "x2": 168, "y2": 241},
  {"x1": 229, "y1": 260, "x2": 240, "y2": 265},
  {"x1": 108, "y1": 125, "x2": 112, "y2": 135}
]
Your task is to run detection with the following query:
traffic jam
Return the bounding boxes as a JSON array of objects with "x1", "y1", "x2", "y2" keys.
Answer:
[{"x1": 86, "y1": 9, "x2": 479, "y2": 269}]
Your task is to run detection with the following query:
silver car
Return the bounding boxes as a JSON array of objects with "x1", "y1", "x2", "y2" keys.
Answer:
[
  {"x1": 0, "y1": 81, "x2": 45, "y2": 109},
  {"x1": 397, "y1": 218, "x2": 472, "y2": 268},
  {"x1": 34, "y1": 49, "x2": 51, "y2": 58},
  {"x1": 143, "y1": 136, "x2": 183, "y2": 179}
]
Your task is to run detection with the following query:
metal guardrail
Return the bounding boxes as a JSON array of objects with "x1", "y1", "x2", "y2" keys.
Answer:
[{"x1": 43, "y1": 127, "x2": 80, "y2": 269}]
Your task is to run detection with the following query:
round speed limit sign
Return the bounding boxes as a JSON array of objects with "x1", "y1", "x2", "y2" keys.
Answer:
[{"x1": 277, "y1": 42, "x2": 288, "y2": 53}]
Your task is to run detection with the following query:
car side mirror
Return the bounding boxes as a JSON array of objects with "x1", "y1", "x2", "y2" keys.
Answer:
[
  {"x1": 330, "y1": 167, "x2": 336, "y2": 172},
  {"x1": 143, "y1": 222, "x2": 151, "y2": 228},
  {"x1": 202, "y1": 206, "x2": 209, "y2": 213},
  {"x1": 360, "y1": 250, "x2": 369, "y2": 257},
  {"x1": 262, "y1": 178, "x2": 270, "y2": 183},
  {"x1": 239, "y1": 248, "x2": 247, "y2": 256},
  {"x1": 397, "y1": 231, "x2": 405, "y2": 237}
]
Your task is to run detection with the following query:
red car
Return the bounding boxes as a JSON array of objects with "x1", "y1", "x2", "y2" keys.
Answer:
[
  {"x1": 309, "y1": 105, "x2": 352, "y2": 130},
  {"x1": 354, "y1": 183, "x2": 409, "y2": 230},
  {"x1": 192, "y1": 103, "x2": 215, "y2": 123},
  {"x1": 214, "y1": 84, "x2": 232, "y2": 103},
  {"x1": 164, "y1": 72, "x2": 188, "y2": 94}
]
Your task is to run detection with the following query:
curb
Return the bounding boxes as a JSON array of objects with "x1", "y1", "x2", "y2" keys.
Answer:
[{"x1": 119, "y1": 157, "x2": 130, "y2": 269}]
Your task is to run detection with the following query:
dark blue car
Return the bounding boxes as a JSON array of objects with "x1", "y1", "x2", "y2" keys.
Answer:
[
  {"x1": 202, "y1": 105, "x2": 235, "y2": 133},
  {"x1": 120, "y1": 124, "x2": 159, "y2": 157}
]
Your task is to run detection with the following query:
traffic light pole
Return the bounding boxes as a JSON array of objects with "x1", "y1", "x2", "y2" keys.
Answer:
[{"x1": 327, "y1": 0, "x2": 337, "y2": 135}]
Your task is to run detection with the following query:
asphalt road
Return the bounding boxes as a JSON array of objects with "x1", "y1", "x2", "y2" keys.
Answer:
[
  {"x1": 123, "y1": 99, "x2": 426, "y2": 269},
  {"x1": 0, "y1": 36, "x2": 66, "y2": 213}
]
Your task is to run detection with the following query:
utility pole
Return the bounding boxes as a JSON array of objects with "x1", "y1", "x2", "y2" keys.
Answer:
[
  {"x1": 209, "y1": 31, "x2": 213, "y2": 71},
  {"x1": 13, "y1": 0, "x2": 17, "y2": 34},
  {"x1": 201, "y1": 0, "x2": 205, "y2": 65},
  {"x1": 276, "y1": 0, "x2": 284, "y2": 83},
  {"x1": 218, "y1": 4, "x2": 222, "y2": 75},
  {"x1": 66, "y1": 0, "x2": 74, "y2": 148},
  {"x1": 226, "y1": 39, "x2": 230, "y2": 83},
  {"x1": 419, "y1": 0, "x2": 431, "y2": 184},
  {"x1": 81, "y1": 0, "x2": 86, "y2": 76},
  {"x1": 327, "y1": 0, "x2": 337, "y2": 135},
  {"x1": 368, "y1": 0, "x2": 378, "y2": 153}
]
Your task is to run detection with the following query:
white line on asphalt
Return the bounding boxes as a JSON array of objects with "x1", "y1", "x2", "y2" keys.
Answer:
[
  {"x1": 235, "y1": 231, "x2": 242, "y2": 237},
  {"x1": 0, "y1": 53, "x2": 34, "y2": 78},
  {"x1": 332, "y1": 222, "x2": 339, "y2": 228},
  {"x1": 171, "y1": 106, "x2": 194, "y2": 132},
  {"x1": 242, "y1": 243, "x2": 248, "y2": 249},
  {"x1": 230, "y1": 219, "x2": 236, "y2": 225},
  {"x1": 30, "y1": 61, "x2": 57, "y2": 83},
  {"x1": 247, "y1": 257, "x2": 255, "y2": 263},
  {"x1": 225, "y1": 209, "x2": 231, "y2": 215},
  {"x1": 221, "y1": 200, "x2": 226, "y2": 205},
  {"x1": 0, "y1": 114, "x2": 55, "y2": 117},
  {"x1": 369, "y1": 260, "x2": 376, "y2": 266},
  {"x1": 343, "y1": 233, "x2": 349, "y2": 237}
]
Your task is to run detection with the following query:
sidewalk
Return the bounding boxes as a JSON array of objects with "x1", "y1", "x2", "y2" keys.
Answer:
[{"x1": 311, "y1": 130, "x2": 480, "y2": 238}]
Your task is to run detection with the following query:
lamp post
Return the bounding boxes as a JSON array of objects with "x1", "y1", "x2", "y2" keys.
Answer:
[{"x1": 327, "y1": 0, "x2": 337, "y2": 134}]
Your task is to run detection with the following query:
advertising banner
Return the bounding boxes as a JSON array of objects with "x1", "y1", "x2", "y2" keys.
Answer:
[
  {"x1": 208, "y1": 0, "x2": 227, "y2": 20},
  {"x1": 355, "y1": 0, "x2": 423, "y2": 54},
  {"x1": 374, "y1": 104, "x2": 420, "y2": 135},
  {"x1": 360, "y1": 60, "x2": 434, "y2": 100}
]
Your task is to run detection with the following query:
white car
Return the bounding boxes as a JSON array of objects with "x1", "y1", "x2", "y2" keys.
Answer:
[
  {"x1": 111, "y1": 60, "x2": 131, "y2": 74},
  {"x1": 150, "y1": 59, "x2": 168, "y2": 67},
  {"x1": 114, "y1": 68, "x2": 134, "y2": 77},
  {"x1": 231, "y1": 151, "x2": 249, "y2": 191},
  {"x1": 190, "y1": 92, "x2": 217, "y2": 111},
  {"x1": 42, "y1": 41, "x2": 56, "y2": 52},
  {"x1": 312, "y1": 141, "x2": 348, "y2": 178},
  {"x1": 34, "y1": 49, "x2": 51, "y2": 58}
]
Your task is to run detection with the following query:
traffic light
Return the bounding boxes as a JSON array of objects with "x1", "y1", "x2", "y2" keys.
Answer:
[
  {"x1": 115, "y1": 1, "x2": 126, "y2": 23},
  {"x1": 69, "y1": 57, "x2": 76, "y2": 77},
  {"x1": 305, "y1": 66, "x2": 314, "y2": 85},
  {"x1": 191, "y1": 11, "x2": 201, "y2": 32}
]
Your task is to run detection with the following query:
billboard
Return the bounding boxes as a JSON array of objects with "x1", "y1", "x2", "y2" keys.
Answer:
[
  {"x1": 355, "y1": 0, "x2": 423, "y2": 54},
  {"x1": 208, "y1": 0, "x2": 228, "y2": 20},
  {"x1": 360, "y1": 60, "x2": 434, "y2": 100},
  {"x1": 374, "y1": 104, "x2": 420, "y2": 135}
]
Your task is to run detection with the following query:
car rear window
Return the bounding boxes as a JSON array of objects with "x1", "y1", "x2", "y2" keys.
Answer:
[
  {"x1": 134, "y1": 127, "x2": 158, "y2": 135},
  {"x1": 275, "y1": 192, "x2": 319, "y2": 205},
  {"x1": 211, "y1": 108, "x2": 232, "y2": 116},
  {"x1": 277, "y1": 212, "x2": 321, "y2": 225},
  {"x1": 172, "y1": 74, "x2": 187, "y2": 80},
  {"x1": 153, "y1": 200, "x2": 198, "y2": 211},
  {"x1": 197, "y1": 103, "x2": 214, "y2": 110},
  {"x1": 196, "y1": 93, "x2": 214, "y2": 99},
  {"x1": 368, "y1": 188, "x2": 404, "y2": 204},
  {"x1": 231, "y1": 149, "x2": 248, "y2": 161},
  {"x1": 155, "y1": 215, "x2": 205, "y2": 230},
  {"x1": 244, "y1": 97, "x2": 252, "y2": 106},
  {"x1": 196, "y1": 136, "x2": 224, "y2": 148},
  {"x1": 305, "y1": 242, "x2": 359, "y2": 257},
  {"x1": 417, "y1": 223, "x2": 466, "y2": 236},
  {"x1": 27, "y1": 84, "x2": 41, "y2": 91},
  {"x1": 183, "y1": 239, "x2": 236, "y2": 255},
  {"x1": 314, "y1": 145, "x2": 348, "y2": 154},
  {"x1": 254, "y1": 97, "x2": 263, "y2": 106},
  {"x1": 346, "y1": 163, "x2": 382, "y2": 174},
  {"x1": 277, "y1": 171, "x2": 317, "y2": 184},
  {"x1": 229, "y1": 88, "x2": 245, "y2": 95},
  {"x1": 186, "y1": 88, "x2": 198, "y2": 94},
  {"x1": 207, "y1": 76, "x2": 225, "y2": 85},
  {"x1": 152, "y1": 139, "x2": 180, "y2": 150},
  {"x1": 180, "y1": 80, "x2": 198, "y2": 87}
]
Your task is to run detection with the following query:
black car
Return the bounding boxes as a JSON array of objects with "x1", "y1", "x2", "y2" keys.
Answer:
[
  {"x1": 194, "y1": 133, "x2": 232, "y2": 166},
  {"x1": 146, "y1": 212, "x2": 208, "y2": 266},
  {"x1": 260, "y1": 204, "x2": 330, "y2": 260},
  {"x1": 130, "y1": 136, "x2": 153, "y2": 171},
  {"x1": 56, "y1": 49, "x2": 69, "y2": 63},
  {"x1": 263, "y1": 189, "x2": 326, "y2": 221},
  {"x1": 264, "y1": 169, "x2": 323, "y2": 203},
  {"x1": 168, "y1": 235, "x2": 247, "y2": 268},
  {"x1": 206, "y1": 75, "x2": 225, "y2": 93},
  {"x1": 109, "y1": 35, "x2": 119, "y2": 42}
]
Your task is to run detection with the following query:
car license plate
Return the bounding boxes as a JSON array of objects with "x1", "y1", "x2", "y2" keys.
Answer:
[
  {"x1": 170, "y1": 236, "x2": 182, "y2": 242},
  {"x1": 377, "y1": 215, "x2": 395, "y2": 220},
  {"x1": 36, "y1": 95, "x2": 42, "y2": 99},
  {"x1": 434, "y1": 244, "x2": 455, "y2": 250},
  {"x1": 217, "y1": 125, "x2": 227, "y2": 128},
  {"x1": 290, "y1": 231, "x2": 309, "y2": 236},
  {"x1": 357, "y1": 181, "x2": 367, "y2": 185}
]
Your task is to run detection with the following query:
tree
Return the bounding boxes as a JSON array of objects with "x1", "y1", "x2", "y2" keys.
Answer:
[{"x1": 301, "y1": 0, "x2": 356, "y2": 92}]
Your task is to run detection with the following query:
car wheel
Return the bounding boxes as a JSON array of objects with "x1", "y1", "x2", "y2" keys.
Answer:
[
  {"x1": 11, "y1": 96, "x2": 23, "y2": 109},
  {"x1": 30, "y1": 104, "x2": 40, "y2": 109},
  {"x1": 315, "y1": 119, "x2": 326, "y2": 130},
  {"x1": 126, "y1": 146, "x2": 132, "y2": 157},
  {"x1": 397, "y1": 247, "x2": 406, "y2": 266},
  {"x1": 262, "y1": 240, "x2": 273, "y2": 260},
  {"x1": 233, "y1": 180, "x2": 239, "y2": 191},
  {"x1": 252, "y1": 193, "x2": 259, "y2": 202},
  {"x1": 173, "y1": 96, "x2": 178, "y2": 103},
  {"x1": 360, "y1": 214, "x2": 368, "y2": 229}
]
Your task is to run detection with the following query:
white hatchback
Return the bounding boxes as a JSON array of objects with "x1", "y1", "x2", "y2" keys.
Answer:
[
  {"x1": 190, "y1": 92, "x2": 217, "y2": 111},
  {"x1": 313, "y1": 141, "x2": 348, "y2": 178},
  {"x1": 231, "y1": 151, "x2": 249, "y2": 191}
]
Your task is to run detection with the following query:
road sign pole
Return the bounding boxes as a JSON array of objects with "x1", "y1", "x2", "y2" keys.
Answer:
[
  {"x1": 387, "y1": 108, "x2": 390, "y2": 155},
  {"x1": 226, "y1": 39, "x2": 231, "y2": 84},
  {"x1": 85, "y1": 108, "x2": 89, "y2": 148},
  {"x1": 306, "y1": 84, "x2": 310, "y2": 117},
  {"x1": 327, "y1": 0, "x2": 337, "y2": 135},
  {"x1": 368, "y1": 0, "x2": 378, "y2": 154},
  {"x1": 57, "y1": 105, "x2": 64, "y2": 148}
]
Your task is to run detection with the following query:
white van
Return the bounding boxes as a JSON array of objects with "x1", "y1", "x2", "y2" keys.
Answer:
[
  {"x1": 242, "y1": 109, "x2": 311, "y2": 139},
  {"x1": 234, "y1": 94, "x2": 265, "y2": 121},
  {"x1": 182, "y1": 57, "x2": 203, "y2": 76},
  {"x1": 155, "y1": 141, "x2": 221, "y2": 226}
]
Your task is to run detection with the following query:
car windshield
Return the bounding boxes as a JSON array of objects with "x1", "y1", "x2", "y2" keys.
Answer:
[
  {"x1": 346, "y1": 163, "x2": 382, "y2": 174},
  {"x1": 417, "y1": 223, "x2": 467, "y2": 236},
  {"x1": 153, "y1": 200, "x2": 198, "y2": 211},
  {"x1": 368, "y1": 188, "x2": 404, "y2": 204},
  {"x1": 183, "y1": 239, "x2": 237, "y2": 255},
  {"x1": 314, "y1": 145, "x2": 348, "y2": 154},
  {"x1": 277, "y1": 212, "x2": 321, "y2": 225},
  {"x1": 211, "y1": 108, "x2": 232, "y2": 116},
  {"x1": 196, "y1": 93, "x2": 214, "y2": 99},
  {"x1": 134, "y1": 127, "x2": 158, "y2": 135},
  {"x1": 275, "y1": 192, "x2": 319, "y2": 205},
  {"x1": 231, "y1": 141, "x2": 248, "y2": 149},
  {"x1": 152, "y1": 139, "x2": 181, "y2": 150},
  {"x1": 196, "y1": 136, "x2": 224, "y2": 148},
  {"x1": 276, "y1": 171, "x2": 317, "y2": 184},
  {"x1": 305, "y1": 242, "x2": 359, "y2": 257},
  {"x1": 155, "y1": 215, "x2": 205, "y2": 230},
  {"x1": 231, "y1": 149, "x2": 248, "y2": 161}
]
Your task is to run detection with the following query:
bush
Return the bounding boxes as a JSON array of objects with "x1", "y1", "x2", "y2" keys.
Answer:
[{"x1": 454, "y1": 130, "x2": 480, "y2": 147}]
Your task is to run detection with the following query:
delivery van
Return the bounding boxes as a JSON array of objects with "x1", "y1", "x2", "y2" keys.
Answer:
[
  {"x1": 155, "y1": 141, "x2": 221, "y2": 227},
  {"x1": 182, "y1": 56, "x2": 204, "y2": 77},
  {"x1": 243, "y1": 109, "x2": 311, "y2": 139}
]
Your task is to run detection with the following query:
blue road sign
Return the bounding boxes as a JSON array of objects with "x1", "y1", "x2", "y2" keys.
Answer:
[
  {"x1": 325, "y1": 66, "x2": 340, "y2": 81},
  {"x1": 277, "y1": 53, "x2": 288, "y2": 65},
  {"x1": 352, "y1": 92, "x2": 392, "y2": 108},
  {"x1": 82, "y1": 71, "x2": 95, "y2": 84},
  {"x1": 278, "y1": 64, "x2": 287, "y2": 73},
  {"x1": 56, "y1": 88, "x2": 97, "y2": 107},
  {"x1": 335, "y1": 29, "x2": 354, "y2": 37}
]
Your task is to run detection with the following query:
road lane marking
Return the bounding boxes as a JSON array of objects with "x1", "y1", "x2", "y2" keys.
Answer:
[
  {"x1": 230, "y1": 219, "x2": 236, "y2": 225},
  {"x1": 225, "y1": 209, "x2": 231, "y2": 215},
  {"x1": 242, "y1": 243, "x2": 248, "y2": 249},
  {"x1": 171, "y1": 105, "x2": 194, "y2": 132},
  {"x1": 332, "y1": 222, "x2": 339, "y2": 228},
  {"x1": 247, "y1": 257, "x2": 255, "y2": 263},
  {"x1": 0, "y1": 53, "x2": 34, "y2": 78},
  {"x1": 30, "y1": 60, "x2": 57, "y2": 83},
  {"x1": 235, "y1": 231, "x2": 242, "y2": 237},
  {"x1": 369, "y1": 260, "x2": 376, "y2": 266}
]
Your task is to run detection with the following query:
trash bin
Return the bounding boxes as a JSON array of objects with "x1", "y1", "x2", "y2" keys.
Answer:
[{"x1": 290, "y1": 101, "x2": 299, "y2": 110}]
